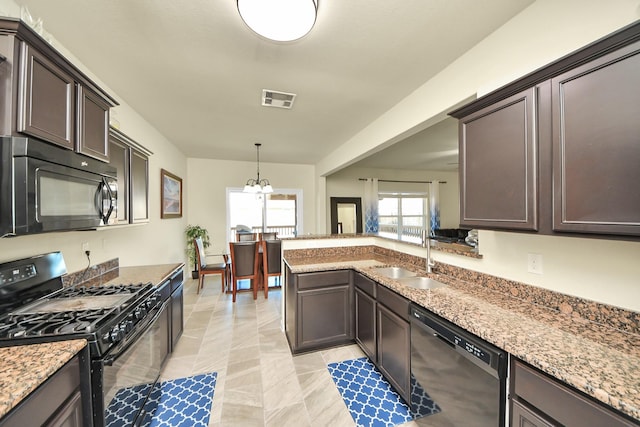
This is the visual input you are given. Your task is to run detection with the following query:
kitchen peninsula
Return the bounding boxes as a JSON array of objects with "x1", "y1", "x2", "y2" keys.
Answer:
[{"x1": 282, "y1": 235, "x2": 640, "y2": 425}]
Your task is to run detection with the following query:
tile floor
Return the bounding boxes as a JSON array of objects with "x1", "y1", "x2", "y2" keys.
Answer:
[{"x1": 160, "y1": 277, "x2": 420, "y2": 427}]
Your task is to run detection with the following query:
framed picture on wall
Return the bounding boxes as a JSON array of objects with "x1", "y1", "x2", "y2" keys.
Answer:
[{"x1": 161, "y1": 169, "x2": 182, "y2": 219}]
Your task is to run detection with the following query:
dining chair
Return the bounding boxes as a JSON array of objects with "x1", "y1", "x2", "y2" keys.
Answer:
[
  {"x1": 261, "y1": 239, "x2": 282, "y2": 297},
  {"x1": 194, "y1": 237, "x2": 229, "y2": 294},
  {"x1": 229, "y1": 241, "x2": 261, "y2": 302},
  {"x1": 236, "y1": 232, "x2": 258, "y2": 242},
  {"x1": 259, "y1": 232, "x2": 278, "y2": 241}
]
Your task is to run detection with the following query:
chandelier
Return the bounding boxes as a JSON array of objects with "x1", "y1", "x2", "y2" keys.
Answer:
[
  {"x1": 237, "y1": 0, "x2": 318, "y2": 42},
  {"x1": 243, "y1": 143, "x2": 273, "y2": 194}
]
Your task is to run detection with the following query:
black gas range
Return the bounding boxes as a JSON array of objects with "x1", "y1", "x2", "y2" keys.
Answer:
[
  {"x1": 0, "y1": 252, "x2": 168, "y2": 427},
  {"x1": 0, "y1": 253, "x2": 159, "y2": 355}
]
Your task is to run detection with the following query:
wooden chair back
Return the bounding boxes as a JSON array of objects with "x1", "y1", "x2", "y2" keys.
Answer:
[
  {"x1": 261, "y1": 239, "x2": 282, "y2": 297},
  {"x1": 229, "y1": 241, "x2": 260, "y2": 302},
  {"x1": 194, "y1": 237, "x2": 228, "y2": 294}
]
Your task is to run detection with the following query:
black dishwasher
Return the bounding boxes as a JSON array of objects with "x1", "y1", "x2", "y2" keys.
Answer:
[{"x1": 410, "y1": 304, "x2": 507, "y2": 426}]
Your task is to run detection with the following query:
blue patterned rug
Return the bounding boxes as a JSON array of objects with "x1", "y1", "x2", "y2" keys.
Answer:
[
  {"x1": 105, "y1": 372, "x2": 217, "y2": 427},
  {"x1": 328, "y1": 358, "x2": 440, "y2": 427}
]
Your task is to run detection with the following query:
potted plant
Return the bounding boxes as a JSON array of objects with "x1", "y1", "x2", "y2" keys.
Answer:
[{"x1": 185, "y1": 224, "x2": 210, "y2": 279}]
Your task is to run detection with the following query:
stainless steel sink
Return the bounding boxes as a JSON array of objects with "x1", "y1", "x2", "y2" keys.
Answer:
[
  {"x1": 373, "y1": 266, "x2": 417, "y2": 279},
  {"x1": 398, "y1": 276, "x2": 447, "y2": 290}
]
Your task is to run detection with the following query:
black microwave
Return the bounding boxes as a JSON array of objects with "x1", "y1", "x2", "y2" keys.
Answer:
[{"x1": 1, "y1": 137, "x2": 118, "y2": 237}]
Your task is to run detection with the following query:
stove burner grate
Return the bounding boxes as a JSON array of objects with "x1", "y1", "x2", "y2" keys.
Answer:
[
  {"x1": 0, "y1": 309, "x2": 110, "y2": 338},
  {"x1": 59, "y1": 283, "x2": 149, "y2": 298}
]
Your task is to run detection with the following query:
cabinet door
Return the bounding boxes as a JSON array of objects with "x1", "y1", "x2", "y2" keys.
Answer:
[
  {"x1": 171, "y1": 284, "x2": 184, "y2": 349},
  {"x1": 297, "y1": 285, "x2": 352, "y2": 351},
  {"x1": 458, "y1": 87, "x2": 538, "y2": 230},
  {"x1": 511, "y1": 400, "x2": 556, "y2": 427},
  {"x1": 355, "y1": 287, "x2": 377, "y2": 363},
  {"x1": 552, "y1": 40, "x2": 640, "y2": 236},
  {"x1": 18, "y1": 42, "x2": 74, "y2": 149},
  {"x1": 77, "y1": 86, "x2": 110, "y2": 162},
  {"x1": 131, "y1": 148, "x2": 149, "y2": 223},
  {"x1": 108, "y1": 135, "x2": 130, "y2": 224},
  {"x1": 45, "y1": 391, "x2": 83, "y2": 427},
  {"x1": 377, "y1": 303, "x2": 411, "y2": 403}
]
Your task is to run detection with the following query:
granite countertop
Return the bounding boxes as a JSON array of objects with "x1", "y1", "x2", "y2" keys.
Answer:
[
  {"x1": 104, "y1": 263, "x2": 185, "y2": 287},
  {"x1": 284, "y1": 254, "x2": 640, "y2": 422},
  {"x1": 0, "y1": 339, "x2": 87, "y2": 419}
]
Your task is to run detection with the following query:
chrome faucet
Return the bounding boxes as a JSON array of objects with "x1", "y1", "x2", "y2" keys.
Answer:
[{"x1": 421, "y1": 230, "x2": 434, "y2": 274}]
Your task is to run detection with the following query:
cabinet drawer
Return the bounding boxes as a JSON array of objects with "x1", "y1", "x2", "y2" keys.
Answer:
[
  {"x1": 377, "y1": 285, "x2": 409, "y2": 320},
  {"x1": 354, "y1": 273, "x2": 376, "y2": 297},
  {"x1": 513, "y1": 360, "x2": 635, "y2": 427},
  {"x1": 297, "y1": 270, "x2": 350, "y2": 290}
]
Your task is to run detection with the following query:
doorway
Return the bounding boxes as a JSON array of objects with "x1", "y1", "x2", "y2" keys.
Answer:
[
  {"x1": 330, "y1": 197, "x2": 363, "y2": 234},
  {"x1": 226, "y1": 188, "x2": 303, "y2": 242}
]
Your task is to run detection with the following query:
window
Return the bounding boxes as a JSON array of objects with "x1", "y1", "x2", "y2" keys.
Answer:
[
  {"x1": 226, "y1": 188, "x2": 302, "y2": 241},
  {"x1": 378, "y1": 193, "x2": 428, "y2": 243}
]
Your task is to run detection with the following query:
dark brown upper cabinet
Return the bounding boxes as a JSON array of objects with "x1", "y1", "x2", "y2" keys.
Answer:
[
  {"x1": 108, "y1": 132, "x2": 130, "y2": 224},
  {"x1": 77, "y1": 86, "x2": 110, "y2": 162},
  {"x1": 131, "y1": 147, "x2": 150, "y2": 223},
  {"x1": 0, "y1": 18, "x2": 117, "y2": 161},
  {"x1": 458, "y1": 88, "x2": 538, "y2": 231},
  {"x1": 551, "y1": 40, "x2": 640, "y2": 236},
  {"x1": 17, "y1": 42, "x2": 75, "y2": 149},
  {"x1": 109, "y1": 127, "x2": 152, "y2": 225},
  {"x1": 450, "y1": 20, "x2": 640, "y2": 239}
]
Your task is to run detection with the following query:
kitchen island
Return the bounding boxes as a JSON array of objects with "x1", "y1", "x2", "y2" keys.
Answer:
[{"x1": 283, "y1": 242, "x2": 640, "y2": 424}]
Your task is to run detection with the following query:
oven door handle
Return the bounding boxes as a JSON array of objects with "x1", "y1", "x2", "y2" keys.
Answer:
[{"x1": 102, "y1": 302, "x2": 165, "y2": 366}]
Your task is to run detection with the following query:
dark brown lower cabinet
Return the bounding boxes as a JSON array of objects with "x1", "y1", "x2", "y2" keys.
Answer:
[
  {"x1": 511, "y1": 358, "x2": 637, "y2": 427},
  {"x1": 285, "y1": 267, "x2": 353, "y2": 353},
  {"x1": 0, "y1": 353, "x2": 88, "y2": 427},
  {"x1": 353, "y1": 272, "x2": 411, "y2": 403},
  {"x1": 376, "y1": 287, "x2": 411, "y2": 404},
  {"x1": 355, "y1": 287, "x2": 376, "y2": 363}
]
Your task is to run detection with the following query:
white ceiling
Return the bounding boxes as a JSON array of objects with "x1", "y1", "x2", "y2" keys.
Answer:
[{"x1": 17, "y1": 0, "x2": 533, "y2": 167}]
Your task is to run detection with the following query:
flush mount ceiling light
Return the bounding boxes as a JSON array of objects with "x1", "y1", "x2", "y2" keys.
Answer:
[
  {"x1": 237, "y1": 0, "x2": 318, "y2": 42},
  {"x1": 243, "y1": 143, "x2": 273, "y2": 194}
]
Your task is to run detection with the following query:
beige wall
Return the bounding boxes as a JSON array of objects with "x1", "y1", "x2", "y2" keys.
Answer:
[
  {"x1": 326, "y1": 167, "x2": 459, "y2": 231},
  {"x1": 185, "y1": 158, "x2": 316, "y2": 262},
  {"x1": 0, "y1": 0, "x2": 188, "y2": 273}
]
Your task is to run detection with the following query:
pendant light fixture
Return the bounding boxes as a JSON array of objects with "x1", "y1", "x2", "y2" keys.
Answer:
[
  {"x1": 237, "y1": 0, "x2": 318, "y2": 42},
  {"x1": 243, "y1": 143, "x2": 273, "y2": 194}
]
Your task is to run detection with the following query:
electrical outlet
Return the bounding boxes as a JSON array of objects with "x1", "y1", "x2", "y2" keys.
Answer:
[
  {"x1": 82, "y1": 242, "x2": 90, "y2": 253},
  {"x1": 527, "y1": 253, "x2": 543, "y2": 275}
]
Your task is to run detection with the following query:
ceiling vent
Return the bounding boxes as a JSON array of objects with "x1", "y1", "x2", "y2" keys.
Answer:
[{"x1": 262, "y1": 89, "x2": 296, "y2": 109}]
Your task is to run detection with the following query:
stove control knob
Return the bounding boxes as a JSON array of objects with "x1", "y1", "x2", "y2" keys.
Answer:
[
  {"x1": 122, "y1": 320, "x2": 133, "y2": 333},
  {"x1": 135, "y1": 306, "x2": 146, "y2": 319},
  {"x1": 109, "y1": 327, "x2": 124, "y2": 343}
]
